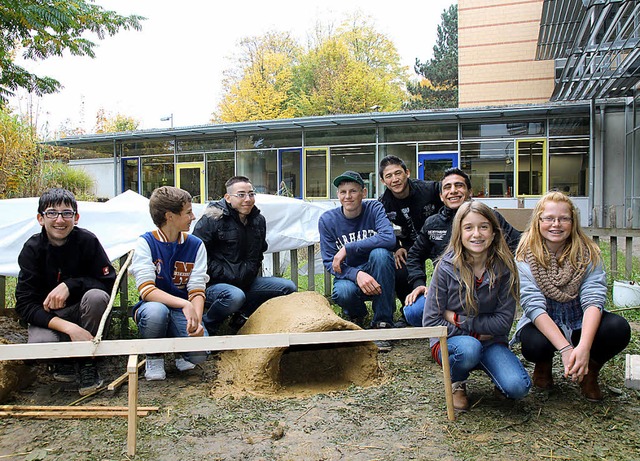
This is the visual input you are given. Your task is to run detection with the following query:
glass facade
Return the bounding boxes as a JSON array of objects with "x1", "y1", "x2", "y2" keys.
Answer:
[{"x1": 68, "y1": 108, "x2": 599, "y2": 207}]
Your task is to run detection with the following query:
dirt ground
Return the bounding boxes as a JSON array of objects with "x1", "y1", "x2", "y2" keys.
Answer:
[{"x1": 0, "y1": 314, "x2": 639, "y2": 461}]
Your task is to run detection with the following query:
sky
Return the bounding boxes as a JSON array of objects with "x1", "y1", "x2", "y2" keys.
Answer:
[{"x1": 8, "y1": 0, "x2": 456, "y2": 137}]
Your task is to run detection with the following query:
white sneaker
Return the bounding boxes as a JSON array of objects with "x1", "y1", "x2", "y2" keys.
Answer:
[
  {"x1": 144, "y1": 358, "x2": 166, "y2": 381},
  {"x1": 175, "y1": 357, "x2": 196, "y2": 372}
]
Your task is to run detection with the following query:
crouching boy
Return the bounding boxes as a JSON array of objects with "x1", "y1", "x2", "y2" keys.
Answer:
[
  {"x1": 15, "y1": 188, "x2": 115, "y2": 395},
  {"x1": 130, "y1": 186, "x2": 209, "y2": 380}
]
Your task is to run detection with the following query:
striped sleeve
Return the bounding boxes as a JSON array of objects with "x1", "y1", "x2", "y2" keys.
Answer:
[
  {"x1": 187, "y1": 239, "x2": 209, "y2": 301},
  {"x1": 129, "y1": 236, "x2": 158, "y2": 301}
]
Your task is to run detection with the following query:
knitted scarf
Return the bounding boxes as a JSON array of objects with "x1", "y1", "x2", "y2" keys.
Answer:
[{"x1": 526, "y1": 244, "x2": 588, "y2": 303}]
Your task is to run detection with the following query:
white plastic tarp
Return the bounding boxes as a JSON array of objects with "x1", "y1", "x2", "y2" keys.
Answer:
[{"x1": 0, "y1": 190, "x2": 336, "y2": 277}]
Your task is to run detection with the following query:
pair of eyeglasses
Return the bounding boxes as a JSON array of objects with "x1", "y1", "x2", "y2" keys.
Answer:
[
  {"x1": 229, "y1": 192, "x2": 256, "y2": 199},
  {"x1": 539, "y1": 216, "x2": 572, "y2": 224},
  {"x1": 42, "y1": 210, "x2": 76, "y2": 220}
]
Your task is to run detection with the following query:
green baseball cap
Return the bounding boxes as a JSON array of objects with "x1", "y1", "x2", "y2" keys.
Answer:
[{"x1": 333, "y1": 170, "x2": 365, "y2": 188}]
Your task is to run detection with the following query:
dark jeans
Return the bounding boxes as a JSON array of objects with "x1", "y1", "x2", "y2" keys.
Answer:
[
  {"x1": 520, "y1": 311, "x2": 631, "y2": 365},
  {"x1": 394, "y1": 262, "x2": 411, "y2": 307}
]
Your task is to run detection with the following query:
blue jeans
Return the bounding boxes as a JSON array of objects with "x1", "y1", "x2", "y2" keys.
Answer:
[
  {"x1": 331, "y1": 248, "x2": 395, "y2": 326},
  {"x1": 438, "y1": 336, "x2": 531, "y2": 400},
  {"x1": 403, "y1": 294, "x2": 426, "y2": 327},
  {"x1": 135, "y1": 301, "x2": 207, "y2": 364},
  {"x1": 203, "y1": 277, "x2": 297, "y2": 332}
]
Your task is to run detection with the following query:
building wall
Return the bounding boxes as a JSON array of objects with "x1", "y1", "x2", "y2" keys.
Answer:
[
  {"x1": 69, "y1": 159, "x2": 115, "y2": 199},
  {"x1": 459, "y1": 0, "x2": 555, "y2": 107}
]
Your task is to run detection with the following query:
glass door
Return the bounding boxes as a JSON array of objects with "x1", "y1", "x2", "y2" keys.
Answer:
[
  {"x1": 278, "y1": 148, "x2": 302, "y2": 198},
  {"x1": 122, "y1": 157, "x2": 140, "y2": 194},
  {"x1": 417, "y1": 152, "x2": 458, "y2": 181},
  {"x1": 515, "y1": 139, "x2": 547, "y2": 197},
  {"x1": 304, "y1": 148, "x2": 328, "y2": 199},
  {"x1": 176, "y1": 162, "x2": 205, "y2": 204}
]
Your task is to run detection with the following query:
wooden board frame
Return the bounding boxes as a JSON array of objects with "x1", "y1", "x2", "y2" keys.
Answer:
[{"x1": 1, "y1": 327, "x2": 454, "y2": 456}]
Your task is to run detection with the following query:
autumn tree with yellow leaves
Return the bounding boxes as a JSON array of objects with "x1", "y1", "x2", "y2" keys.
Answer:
[{"x1": 213, "y1": 14, "x2": 408, "y2": 122}]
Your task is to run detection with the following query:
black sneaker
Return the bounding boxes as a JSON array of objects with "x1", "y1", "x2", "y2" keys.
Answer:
[
  {"x1": 78, "y1": 361, "x2": 104, "y2": 396},
  {"x1": 52, "y1": 360, "x2": 76, "y2": 383},
  {"x1": 229, "y1": 312, "x2": 249, "y2": 333},
  {"x1": 373, "y1": 339, "x2": 392, "y2": 353},
  {"x1": 393, "y1": 316, "x2": 410, "y2": 328},
  {"x1": 346, "y1": 316, "x2": 366, "y2": 328},
  {"x1": 372, "y1": 321, "x2": 393, "y2": 352}
]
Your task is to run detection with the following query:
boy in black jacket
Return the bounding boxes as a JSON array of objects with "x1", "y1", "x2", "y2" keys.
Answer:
[{"x1": 15, "y1": 188, "x2": 115, "y2": 395}]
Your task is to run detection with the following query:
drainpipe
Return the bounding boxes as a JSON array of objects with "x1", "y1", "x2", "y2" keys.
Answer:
[{"x1": 113, "y1": 139, "x2": 117, "y2": 197}]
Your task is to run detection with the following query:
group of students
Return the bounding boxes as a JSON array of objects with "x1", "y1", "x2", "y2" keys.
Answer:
[
  {"x1": 319, "y1": 156, "x2": 631, "y2": 412},
  {"x1": 14, "y1": 161, "x2": 632, "y2": 411},
  {"x1": 15, "y1": 178, "x2": 296, "y2": 393}
]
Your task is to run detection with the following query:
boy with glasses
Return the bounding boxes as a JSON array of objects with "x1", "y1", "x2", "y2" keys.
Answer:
[
  {"x1": 193, "y1": 176, "x2": 296, "y2": 335},
  {"x1": 15, "y1": 188, "x2": 115, "y2": 395}
]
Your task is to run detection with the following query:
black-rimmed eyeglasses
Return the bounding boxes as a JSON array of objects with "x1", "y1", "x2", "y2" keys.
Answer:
[{"x1": 42, "y1": 210, "x2": 76, "y2": 220}]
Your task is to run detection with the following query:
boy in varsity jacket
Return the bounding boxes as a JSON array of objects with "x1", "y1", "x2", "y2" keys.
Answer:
[{"x1": 130, "y1": 186, "x2": 209, "y2": 381}]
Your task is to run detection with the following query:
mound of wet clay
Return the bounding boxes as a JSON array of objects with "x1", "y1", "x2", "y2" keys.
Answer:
[
  {"x1": 0, "y1": 316, "x2": 36, "y2": 403},
  {"x1": 212, "y1": 291, "x2": 382, "y2": 397}
]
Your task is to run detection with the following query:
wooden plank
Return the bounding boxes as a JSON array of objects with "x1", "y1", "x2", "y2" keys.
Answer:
[
  {"x1": 0, "y1": 328, "x2": 447, "y2": 361},
  {"x1": 0, "y1": 275, "x2": 5, "y2": 310},
  {"x1": 307, "y1": 245, "x2": 315, "y2": 291},
  {"x1": 610, "y1": 236, "x2": 618, "y2": 280},
  {"x1": 0, "y1": 410, "x2": 152, "y2": 418},
  {"x1": 584, "y1": 228, "x2": 640, "y2": 238},
  {"x1": 625, "y1": 354, "x2": 640, "y2": 390},
  {"x1": 439, "y1": 335, "x2": 455, "y2": 421},
  {"x1": 288, "y1": 327, "x2": 447, "y2": 346},
  {"x1": 0, "y1": 405, "x2": 158, "y2": 411},
  {"x1": 290, "y1": 249, "x2": 298, "y2": 289},
  {"x1": 625, "y1": 237, "x2": 633, "y2": 279},
  {"x1": 108, "y1": 359, "x2": 146, "y2": 391},
  {"x1": 127, "y1": 355, "x2": 139, "y2": 457}
]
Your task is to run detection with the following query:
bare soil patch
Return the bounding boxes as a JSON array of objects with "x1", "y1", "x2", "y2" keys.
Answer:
[{"x1": 0, "y1": 313, "x2": 639, "y2": 460}]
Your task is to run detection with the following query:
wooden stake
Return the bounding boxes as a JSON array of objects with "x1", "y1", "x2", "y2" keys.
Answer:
[{"x1": 127, "y1": 354, "x2": 139, "y2": 457}]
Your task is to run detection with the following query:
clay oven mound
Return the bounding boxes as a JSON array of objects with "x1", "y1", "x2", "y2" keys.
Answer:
[{"x1": 213, "y1": 292, "x2": 382, "y2": 397}]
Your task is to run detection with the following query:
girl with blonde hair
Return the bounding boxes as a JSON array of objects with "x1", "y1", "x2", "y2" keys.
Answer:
[
  {"x1": 512, "y1": 191, "x2": 630, "y2": 401},
  {"x1": 422, "y1": 200, "x2": 531, "y2": 411}
]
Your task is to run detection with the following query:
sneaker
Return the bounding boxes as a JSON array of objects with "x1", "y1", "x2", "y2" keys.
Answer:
[
  {"x1": 52, "y1": 361, "x2": 77, "y2": 383},
  {"x1": 393, "y1": 317, "x2": 409, "y2": 328},
  {"x1": 374, "y1": 339, "x2": 392, "y2": 353},
  {"x1": 175, "y1": 357, "x2": 196, "y2": 372},
  {"x1": 372, "y1": 321, "x2": 393, "y2": 352},
  {"x1": 78, "y1": 361, "x2": 104, "y2": 396},
  {"x1": 229, "y1": 312, "x2": 249, "y2": 333},
  {"x1": 145, "y1": 357, "x2": 166, "y2": 381},
  {"x1": 346, "y1": 316, "x2": 365, "y2": 328}
]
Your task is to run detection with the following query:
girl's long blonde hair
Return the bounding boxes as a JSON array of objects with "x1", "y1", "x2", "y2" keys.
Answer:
[
  {"x1": 515, "y1": 191, "x2": 600, "y2": 268},
  {"x1": 441, "y1": 200, "x2": 519, "y2": 316}
]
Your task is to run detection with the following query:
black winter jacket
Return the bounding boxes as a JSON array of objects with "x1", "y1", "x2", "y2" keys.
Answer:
[
  {"x1": 192, "y1": 199, "x2": 267, "y2": 290},
  {"x1": 15, "y1": 227, "x2": 115, "y2": 328},
  {"x1": 378, "y1": 178, "x2": 442, "y2": 251},
  {"x1": 406, "y1": 204, "x2": 521, "y2": 289}
]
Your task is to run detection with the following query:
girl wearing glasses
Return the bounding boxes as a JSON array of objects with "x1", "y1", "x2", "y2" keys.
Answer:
[
  {"x1": 422, "y1": 200, "x2": 530, "y2": 412},
  {"x1": 512, "y1": 191, "x2": 630, "y2": 401}
]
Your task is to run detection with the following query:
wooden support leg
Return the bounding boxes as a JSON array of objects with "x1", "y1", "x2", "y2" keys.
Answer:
[
  {"x1": 438, "y1": 336, "x2": 455, "y2": 421},
  {"x1": 127, "y1": 354, "x2": 139, "y2": 456}
]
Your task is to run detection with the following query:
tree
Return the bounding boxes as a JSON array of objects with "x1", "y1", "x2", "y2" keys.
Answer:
[
  {"x1": 94, "y1": 108, "x2": 140, "y2": 133},
  {"x1": 406, "y1": 4, "x2": 458, "y2": 109},
  {"x1": 0, "y1": 0, "x2": 144, "y2": 105},
  {"x1": 214, "y1": 32, "x2": 300, "y2": 123},
  {"x1": 291, "y1": 14, "x2": 407, "y2": 116},
  {"x1": 213, "y1": 14, "x2": 408, "y2": 121}
]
